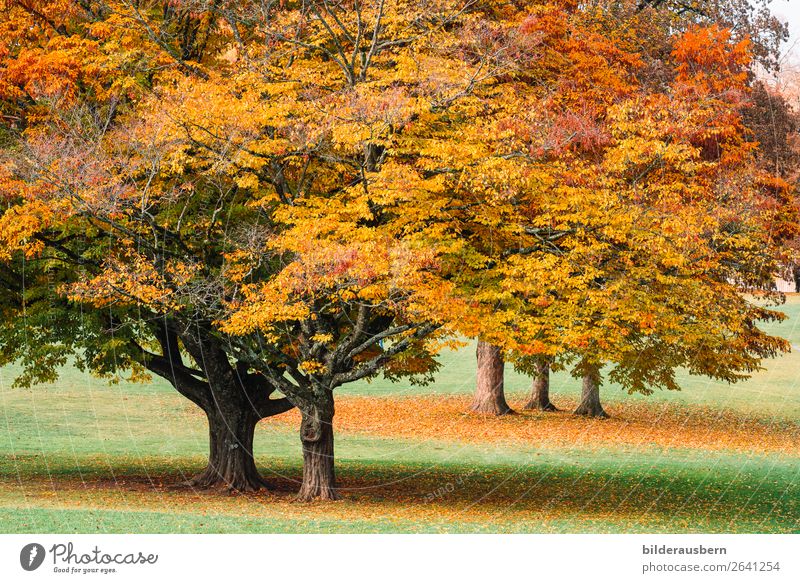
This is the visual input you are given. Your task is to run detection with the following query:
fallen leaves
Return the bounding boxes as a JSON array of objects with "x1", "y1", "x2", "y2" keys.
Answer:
[{"x1": 261, "y1": 395, "x2": 800, "y2": 455}]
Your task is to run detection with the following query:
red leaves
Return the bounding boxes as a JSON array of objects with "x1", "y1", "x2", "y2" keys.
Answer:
[
  {"x1": 673, "y1": 25, "x2": 751, "y2": 96},
  {"x1": 539, "y1": 110, "x2": 612, "y2": 157}
]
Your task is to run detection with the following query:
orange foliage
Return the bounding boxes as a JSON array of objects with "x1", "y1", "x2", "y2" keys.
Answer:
[
  {"x1": 262, "y1": 395, "x2": 798, "y2": 455},
  {"x1": 0, "y1": 0, "x2": 797, "y2": 500}
]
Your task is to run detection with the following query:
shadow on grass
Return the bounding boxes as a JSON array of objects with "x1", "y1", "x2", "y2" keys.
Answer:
[{"x1": 1, "y1": 451, "x2": 797, "y2": 533}]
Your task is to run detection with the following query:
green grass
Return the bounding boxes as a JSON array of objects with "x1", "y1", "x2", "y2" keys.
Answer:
[
  {"x1": 0, "y1": 297, "x2": 798, "y2": 533},
  {"x1": 0, "y1": 448, "x2": 796, "y2": 533}
]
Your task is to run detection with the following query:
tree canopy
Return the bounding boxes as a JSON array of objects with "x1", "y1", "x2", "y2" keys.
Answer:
[{"x1": 0, "y1": 0, "x2": 797, "y2": 499}]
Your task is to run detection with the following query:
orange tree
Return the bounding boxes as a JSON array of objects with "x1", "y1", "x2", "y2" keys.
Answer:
[
  {"x1": 636, "y1": 0, "x2": 788, "y2": 71},
  {"x1": 505, "y1": 24, "x2": 797, "y2": 418},
  {"x1": 0, "y1": 0, "x2": 534, "y2": 499},
  {"x1": 0, "y1": 0, "x2": 796, "y2": 500},
  {"x1": 180, "y1": 0, "x2": 539, "y2": 499},
  {"x1": 444, "y1": 2, "x2": 798, "y2": 416}
]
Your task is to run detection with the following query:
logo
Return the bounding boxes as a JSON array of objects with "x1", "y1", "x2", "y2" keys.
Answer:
[{"x1": 20, "y1": 543, "x2": 46, "y2": 571}]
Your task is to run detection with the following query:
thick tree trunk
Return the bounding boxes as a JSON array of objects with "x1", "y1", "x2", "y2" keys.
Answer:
[
  {"x1": 188, "y1": 408, "x2": 268, "y2": 492},
  {"x1": 470, "y1": 341, "x2": 513, "y2": 415},
  {"x1": 297, "y1": 401, "x2": 338, "y2": 501},
  {"x1": 144, "y1": 325, "x2": 294, "y2": 493},
  {"x1": 574, "y1": 368, "x2": 608, "y2": 418},
  {"x1": 177, "y1": 335, "x2": 274, "y2": 492},
  {"x1": 523, "y1": 359, "x2": 557, "y2": 411}
]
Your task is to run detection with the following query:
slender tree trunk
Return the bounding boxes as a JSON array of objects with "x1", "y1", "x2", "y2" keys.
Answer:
[
  {"x1": 470, "y1": 341, "x2": 513, "y2": 415},
  {"x1": 297, "y1": 398, "x2": 338, "y2": 501},
  {"x1": 574, "y1": 367, "x2": 608, "y2": 418},
  {"x1": 524, "y1": 359, "x2": 557, "y2": 411},
  {"x1": 188, "y1": 407, "x2": 268, "y2": 492}
]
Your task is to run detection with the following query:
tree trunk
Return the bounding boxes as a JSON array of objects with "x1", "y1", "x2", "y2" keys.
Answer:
[
  {"x1": 297, "y1": 400, "x2": 338, "y2": 501},
  {"x1": 470, "y1": 341, "x2": 513, "y2": 415},
  {"x1": 188, "y1": 408, "x2": 268, "y2": 492},
  {"x1": 524, "y1": 359, "x2": 557, "y2": 411},
  {"x1": 145, "y1": 327, "x2": 294, "y2": 493},
  {"x1": 574, "y1": 368, "x2": 608, "y2": 418}
]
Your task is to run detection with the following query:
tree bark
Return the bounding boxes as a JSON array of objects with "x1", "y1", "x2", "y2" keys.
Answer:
[
  {"x1": 523, "y1": 359, "x2": 557, "y2": 411},
  {"x1": 136, "y1": 322, "x2": 295, "y2": 493},
  {"x1": 297, "y1": 398, "x2": 338, "y2": 501},
  {"x1": 188, "y1": 408, "x2": 268, "y2": 492},
  {"x1": 470, "y1": 341, "x2": 513, "y2": 415},
  {"x1": 176, "y1": 331, "x2": 293, "y2": 492},
  {"x1": 574, "y1": 367, "x2": 609, "y2": 418}
]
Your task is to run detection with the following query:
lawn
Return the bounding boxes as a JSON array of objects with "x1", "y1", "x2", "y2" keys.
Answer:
[{"x1": 0, "y1": 297, "x2": 798, "y2": 533}]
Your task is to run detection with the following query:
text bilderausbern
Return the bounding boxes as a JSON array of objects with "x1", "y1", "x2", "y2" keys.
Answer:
[{"x1": 643, "y1": 545, "x2": 727, "y2": 555}]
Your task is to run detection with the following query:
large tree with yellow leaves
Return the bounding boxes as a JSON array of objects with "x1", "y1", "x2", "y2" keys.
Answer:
[
  {"x1": 0, "y1": 0, "x2": 796, "y2": 501},
  {"x1": 0, "y1": 0, "x2": 526, "y2": 499}
]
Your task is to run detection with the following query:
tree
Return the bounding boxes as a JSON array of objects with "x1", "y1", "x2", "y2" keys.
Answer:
[
  {"x1": 744, "y1": 82, "x2": 799, "y2": 178},
  {"x1": 741, "y1": 79, "x2": 800, "y2": 289},
  {"x1": 0, "y1": 0, "x2": 299, "y2": 492},
  {"x1": 574, "y1": 363, "x2": 607, "y2": 418},
  {"x1": 0, "y1": 0, "x2": 527, "y2": 499},
  {"x1": 470, "y1": 341, "x2": 512, "y2": 415},
  {"x1": 464, "y1": 1, "x2": 797, "y2": 417},
  {"x1": 205, "y1": 0, "x2": 536, "y2": 496},
  {"x1": 637, "y1": 0, "x2": 788, "y2": 71},
  {"x1": 523, "y1": 358, "x2": 556, "y2": 412}
]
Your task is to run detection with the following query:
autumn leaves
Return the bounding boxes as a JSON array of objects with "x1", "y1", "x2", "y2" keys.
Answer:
[{"x1": 0, "y1": 1, "x2": 796, "y2": 500}]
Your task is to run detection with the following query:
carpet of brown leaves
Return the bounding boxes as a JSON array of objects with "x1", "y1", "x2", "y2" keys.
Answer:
[{"x1": 261, "y1": 395, "x2": 799, "y2": 455}]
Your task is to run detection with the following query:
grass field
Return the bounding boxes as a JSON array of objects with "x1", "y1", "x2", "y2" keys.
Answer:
[{"x1": 1, "y1": 298, "x2": 799, "y2": 533}]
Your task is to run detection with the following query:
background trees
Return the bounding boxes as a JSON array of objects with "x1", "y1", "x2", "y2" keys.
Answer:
[{"x1": 461, "y1": 1, "x2": 798, "y2": 417}]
